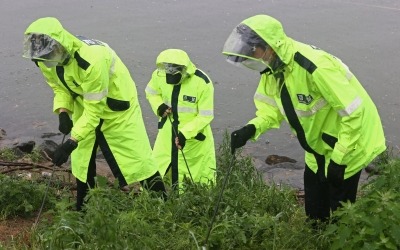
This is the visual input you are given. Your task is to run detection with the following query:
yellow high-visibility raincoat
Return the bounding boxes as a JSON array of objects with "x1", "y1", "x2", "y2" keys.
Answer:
[
  {"x1": 237, "y1": 15, "x2": 386, "y2": 179},
  {"x1": 145, "y1": 49, "x2": 216, "y2": 188},
  {"x1": 24, "y1": 17, "x2": 157, "y2": 184}
]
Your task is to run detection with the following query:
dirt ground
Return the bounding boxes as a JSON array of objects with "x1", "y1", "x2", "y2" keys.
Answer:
[
  {"x1": 0, "y1": 159, "x2": 114, "y2": 246},
  {"x1": 0, "y1": 217, "x2": 34, "y2": 245}
]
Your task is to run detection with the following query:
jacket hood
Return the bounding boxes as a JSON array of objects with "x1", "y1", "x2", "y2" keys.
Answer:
[
  {"x1": 156, "y1": 49, "x2": 196, "y2": 75},
  {"x1": 24, "y1": 17, "x2": 83, "y2": 56},
  {"x1": 241, "y1": 15, "x2": 292, "y2": 65}
]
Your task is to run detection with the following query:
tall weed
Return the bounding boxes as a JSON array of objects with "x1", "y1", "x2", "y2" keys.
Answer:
[
  {"x1": 325, "y1": 160, "x2": 400, "y2": 249},
  {"x1": 0, "y1": 174, "x2": 55, "y2": 219},
  {"x1": 31, "y1": 132, "x2": 329, "y2": 249}
]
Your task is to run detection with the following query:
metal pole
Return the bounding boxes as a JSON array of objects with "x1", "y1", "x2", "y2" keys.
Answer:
[
  {"x1": 34, "y1": 134, "x2": 66, "y2": 227},
  {"x1": 203, "y1": 152, "x2": 236, "y2": 248},
  {"x1": 167, "y1": 115, "x2": 194, "y2": 183}
]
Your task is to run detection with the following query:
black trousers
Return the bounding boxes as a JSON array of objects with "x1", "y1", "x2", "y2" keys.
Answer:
[
  {"x1": 76, "y1": 155, "x2": 166, "y2": 211},
  {"x1": 75, "y1": 126, "x2": 166, "y2": 211},
  {"x1": 304, "y1": 165, "x2": 362, "y2": 222}
]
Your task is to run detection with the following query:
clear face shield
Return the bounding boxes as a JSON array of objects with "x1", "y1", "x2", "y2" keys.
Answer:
[
  {"x1": 222, "y1": 24, "x2": 283, "y2": 74},
  {"x1": 157, "y1": 63, "x2": 187, "y2": 84},
  {"x1": 23, "y1": 33, "x2": 69, "y2": 68}
]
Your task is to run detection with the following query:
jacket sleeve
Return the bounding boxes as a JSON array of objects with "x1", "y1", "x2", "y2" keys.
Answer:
[
  {"x1": 145, "y1": 71, "x2": 165, "y2": 116},
  {"x1": 179, "y1": 81, "x2": 214, "y2": 139},
  {"x1": 313, "y1": 57, "x2": 363, "y2": 165},
  {"x1": 248, "y1": 75, "x2": 284, "y2": 140},
  {"x1": 71, "y1": 61, "x2": 108, "y2": 142},
  {"x1": 39, "y1": 64, "x2": 74, "y2": 113}
]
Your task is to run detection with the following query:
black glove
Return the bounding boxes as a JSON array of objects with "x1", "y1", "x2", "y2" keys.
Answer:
[
  {"x1": 231, "y1": 124, "x2": 256, "y2": 154},
  {"x1": 157, "y1": 103, "x2": 170, "y2": 117},
  {"x1": 52, "y1": 139, "x2": 78, "y2": 166},
  {"x1": 177, "y1": 132, "x2": 186, "y2": 149},
  {"x1": 58, "y1": 112, "x2": 73, "y2": 135},
  {"x1": 327, "y1": 160, "x2": 346, "y2": 187}
]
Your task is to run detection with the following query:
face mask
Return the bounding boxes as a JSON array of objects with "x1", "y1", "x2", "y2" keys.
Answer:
[
  {"x1": 42, "y1": 60, "x2": 59, "y2": 68},
  {"x1": 41, "y1": 50, "x2": 68, "y2": 68},
  {"x1": 241, "y1": 59, "x2": 269, "y2": 72},
  {"x1": 166, "y1": 73, "x2": 183, "y2": 85}
]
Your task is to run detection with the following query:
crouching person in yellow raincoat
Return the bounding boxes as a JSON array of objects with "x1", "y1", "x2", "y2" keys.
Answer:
[
  {"x1": 145, "y1": 49, "x2": 216, "y2": 191},
  {"x1": 23, "y1": 17, "x2": 166, "y2": 210}
]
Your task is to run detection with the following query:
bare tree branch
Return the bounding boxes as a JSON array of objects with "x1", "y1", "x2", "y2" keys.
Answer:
[{"x1": 0, "y1": 161, "x2": 70, "y2": 174}]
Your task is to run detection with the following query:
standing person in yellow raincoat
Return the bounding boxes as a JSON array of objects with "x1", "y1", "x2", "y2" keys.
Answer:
[
  {"x1": 145, "y1": 49, "x2": 216, "y2": 191},
  {"x1": 222, "y1": 15, "x2": 386, "y2": 223},
  {"x1": 23, "y1": 17, "x2": 166, "y2": 211}
]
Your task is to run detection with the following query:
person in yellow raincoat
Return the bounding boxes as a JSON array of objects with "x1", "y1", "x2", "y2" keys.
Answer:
[
  {"x1": 222, "y1": 15, "x2": 386, "y2": 223},
  {"x1": 145, "y1": 49, "x2": 216, "y2": 191},
  {"x1": 23, "y1": 17, "x2": 166, "y2": 210}
]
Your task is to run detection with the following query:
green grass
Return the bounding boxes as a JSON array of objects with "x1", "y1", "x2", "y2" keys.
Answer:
[
  {"x1": 0, "y1": 148, "x2": 17, "y2": 161},
  {"x1": 1, "y1": 133, "x2": 399, "y2": 249},
  {"x1": 0, "y1": 174, "x2": 56, "y2": 219},
  {"x1": 26, "y1": 132, "x2": 328, "y2": 250}
]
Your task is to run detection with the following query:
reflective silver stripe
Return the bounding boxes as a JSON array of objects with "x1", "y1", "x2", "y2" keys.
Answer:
[
  {"x1": 178, "y1": 106, "x2": 196, "y2": 113},
  {"x1": 345, "y1": 69, "x2": 353, "y2": 80},
  {"x1": 295, "y1": 99, "x2": 328, "y2": 117},
  {"x1": 199, "y1": 110, "x2": 213, "y2": 116},
  {"x1": 339, "y1": 60, "x2": 353, "y2": 80},
  {"x1": 254, "y1": 92, "x2": 277, "y2": 106},
  {"x1": 83, "y1": 88, "x2": 108, "y2": 101},
  {"x1": 338, "y1": 97, "x2": 362, "y2": 117},
  {"x1": 165, "y1": 101, "x2": 171, "y2": 107},
  {"x1": 278, "y1": 98, "x2": 328, "y2": 117},
  {"x1": 145, "y1": 85, "x2": 159, "y2": 95},
  {"x1": 109, "y1": 50, "x2": 116, "y2": 76}
]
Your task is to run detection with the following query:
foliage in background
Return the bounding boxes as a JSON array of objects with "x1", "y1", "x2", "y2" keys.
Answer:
[
  {"x1": 0, "y1": 148, "x2": 17, "y2": 161},
  {"x1": 24, "y1": 148, "x2": 45, "y2": 163}
]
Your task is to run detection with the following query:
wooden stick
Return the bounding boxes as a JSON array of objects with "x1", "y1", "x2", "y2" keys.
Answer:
[{"x1": 0, "y1": 161, "x2": 70, "y2": 174}]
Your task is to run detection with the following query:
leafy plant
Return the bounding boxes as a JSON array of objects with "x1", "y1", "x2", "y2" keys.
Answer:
[
  {"x1": 29, "y1": 132, "x2": 328, "y2": 249},
  {"x1": 27, "y1": 148, "x2": 45, "y2": 163},
  {"x1": 325, "y1": 160, "x2": 400, "y2": 249},
  {"x1": 0, "y1": 148, "x2": 17, "y2": 161},
  {"x1": 0, "y1": 174, "x2": 56, "y2": 219}
]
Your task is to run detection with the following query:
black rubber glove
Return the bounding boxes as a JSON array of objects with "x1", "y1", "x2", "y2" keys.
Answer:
[
  {"x1": 52, "y1": 139, "x2": 78, "y2": 166},
  {"x1": 327, "y1": 160, "x2": 346, "y2": 187},
  {"x1": 58, "y1": 112, "x2": 73, "y2": 135},
  {"x1": 177, "y1": 132, "x2": 186, "y2": 149},
  {"x1": 157, "y1": 103, "x2": 170, "y2": 117},
  {"x1": 231, "y1": 124, "x2": 256, "y2": 155}
]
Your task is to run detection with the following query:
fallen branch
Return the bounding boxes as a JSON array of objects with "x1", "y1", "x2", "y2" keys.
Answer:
[{"x1": 0, "y1": 161, "x2": 70, "y2": 174}]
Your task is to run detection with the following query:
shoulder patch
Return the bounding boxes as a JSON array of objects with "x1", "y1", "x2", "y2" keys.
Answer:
[
  {"x1": 294, "y1": 52, "x2": 317, "y2": 74},
  {"x1": 194, "y1": 69, "x2": 210, "y2": 84},
  {"x1": 76, "y1": 35, "x2": 104, "y2": 46}
]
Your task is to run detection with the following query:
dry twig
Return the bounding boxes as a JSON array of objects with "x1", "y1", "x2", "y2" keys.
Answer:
[{"x1": 0, "y1": 161, "x2": 70, "y2": 174}]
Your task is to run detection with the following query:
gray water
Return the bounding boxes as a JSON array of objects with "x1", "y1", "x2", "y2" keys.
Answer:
[{"x1": 1, "y1": 0, "x2": 399, "y2": 166}]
